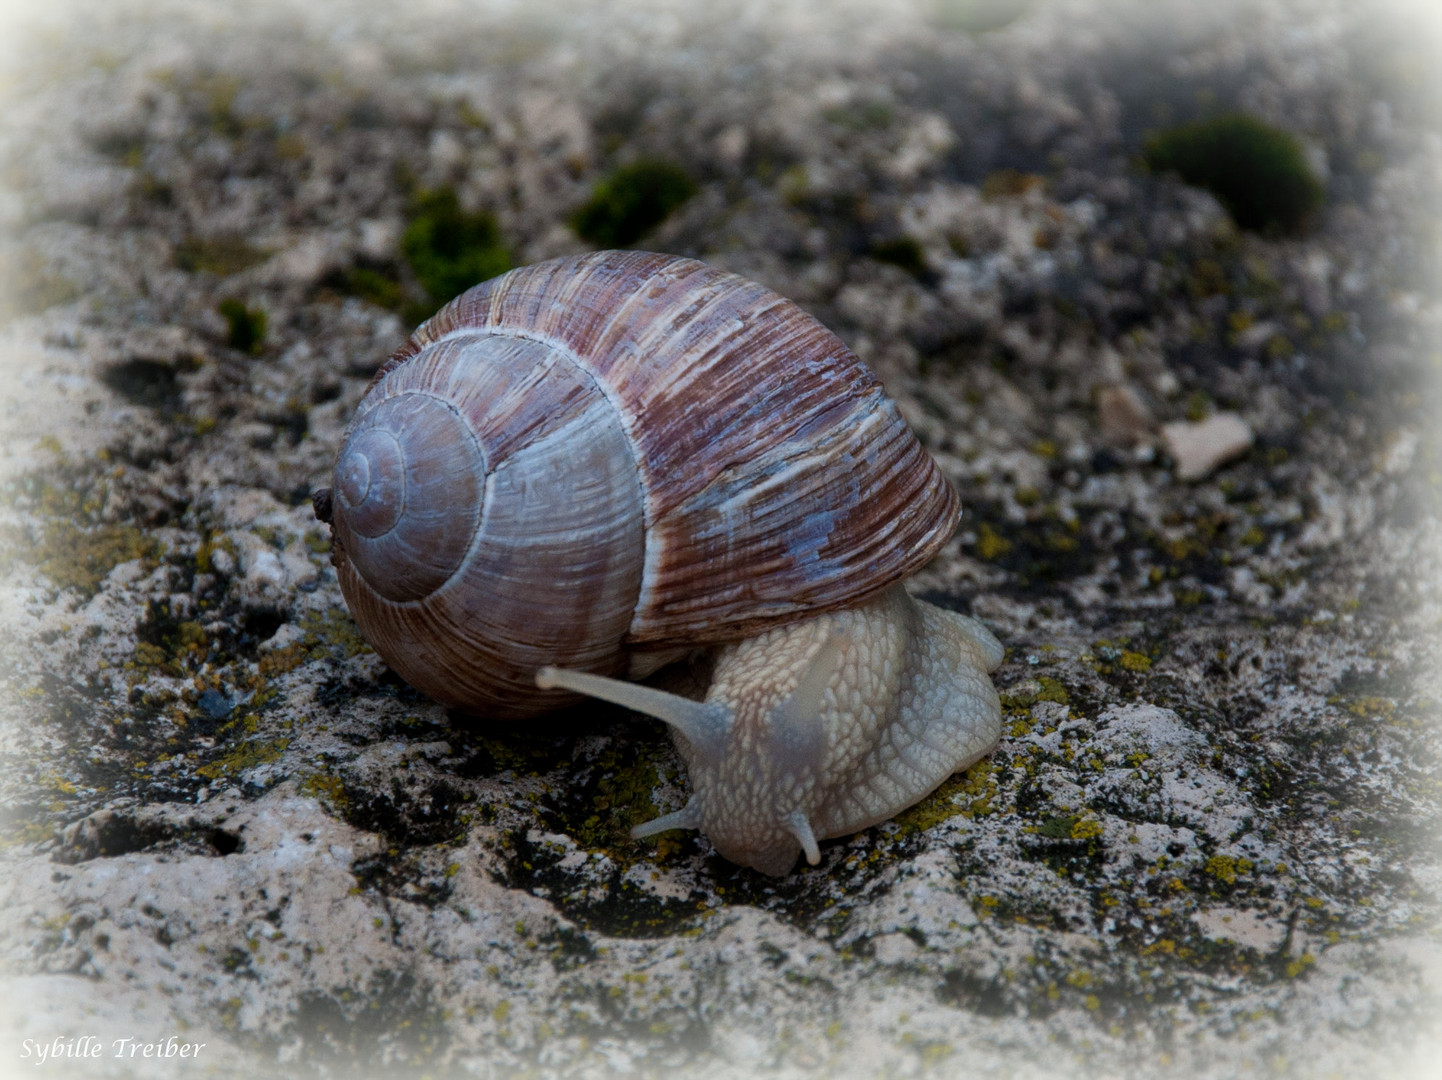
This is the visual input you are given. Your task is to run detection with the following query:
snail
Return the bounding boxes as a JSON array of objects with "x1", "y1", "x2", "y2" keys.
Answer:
[{"x1": 313, "y1": 250, "x2": 1003, "y2": 875}]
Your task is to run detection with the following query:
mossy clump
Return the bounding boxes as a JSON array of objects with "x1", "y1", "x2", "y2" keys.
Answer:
[
  {"x1": 218, "y1": 299, "x2": 267, "y2": 355},
  {"x1": 573, "y1": 755, "x2": 664, "y2": 852},
  {"x1": 975, "y1": 522, "x2": 1012, "y2": 560},
  {"x1": 400, "y1": 188, "x2": 510, "y2": 307},
  {"x1": 823, "y1": 100, "x2": 894, "y2": 132},
  {"x1": 893, "y1": 759, "x2": 998, "y2": 833},
  {"x1": 1142, "y1": 113, "x2": 1323, "y2": 234},
  {"x1": 1035, "y1": 676, "x2": 1069, "y2": 704},
  {"x1": 570, "y1": 160, "x2": 696, "y2": 248},
  {"x1": 1203, "y1": 854, "x2": 1254, "y2": 886},
  {"x1": 300, "y1": 772, "x2": 351, "y2": 814},
  {"x1": 334, "y1": 266, "x2": 405, "y2": 311},
  {"x1": 870, "y1": 237, "x2": 928, "y2": 278},
  {"x1": 130, "y1": 602, "x2": 209, "y2": 677},
  {"x1": 25, "y1": 521, "x2": 164, "y2": 596},
  {"x1": 175, "y1": 236, "x2": 269, "y2": 276},
  {"x1": 1118, "y1": 650, "x2": 1152, "y2": 673}
]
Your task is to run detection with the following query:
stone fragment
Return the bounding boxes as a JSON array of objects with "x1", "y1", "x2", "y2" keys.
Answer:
[
  {"x1": 1192, "y1": 906, "x2": 1288, "y2": 952},
  {"x1": 1096, "y1": 384, "x2": 1155, "y2": 445},
  {"x1": 232, "y1": 421, "x2": 277, "y2": 449},
  {"x1": 356, "y1": 218, "x2": 401, "y2": 261},
  {"x1": 1161, "y1": 412, "x2": 1254, "y2": 481},
  {"x1": 261, "y1": 233, "x2": 342, "y2": 289},
  {"x1": 197, "y1": 689, "x2": 234, "y2": 721},
  {"x1": 871, "y1": 932, "x2": 921, "y2": 964},
  {"x1": 713, "y1": 125, "x2": 748, "y2": 167}
]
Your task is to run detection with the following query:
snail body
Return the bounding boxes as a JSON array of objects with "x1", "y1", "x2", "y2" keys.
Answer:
[
  {"x1": 316, "y1": 250, "x2": 1003, "y2": 875},
  {"x1": 539, "y1": 583, "x2": 1001, "y2": 875}
]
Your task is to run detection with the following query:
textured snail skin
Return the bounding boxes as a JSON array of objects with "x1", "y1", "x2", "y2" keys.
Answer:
[
  {"x1": 318, "y1": 250, "x2": 1004, "y2": 874},
  {"x1": 538, "y1": 584, "x2": 1002, "y2": 875}
]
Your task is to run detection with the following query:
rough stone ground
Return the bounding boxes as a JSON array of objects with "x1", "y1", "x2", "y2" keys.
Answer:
[{"x1": 0, "y1": 1, "x2": 1439, "y2": 1078}]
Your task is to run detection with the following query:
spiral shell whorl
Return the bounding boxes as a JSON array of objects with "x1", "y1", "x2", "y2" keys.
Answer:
[{"x1": 332, "y1": 393, "x2": 484, "y2": 603}]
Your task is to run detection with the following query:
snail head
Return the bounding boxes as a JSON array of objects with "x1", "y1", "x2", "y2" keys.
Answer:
[{"x1": 536, "y1": 629, "x2": 847, "y2": 876}]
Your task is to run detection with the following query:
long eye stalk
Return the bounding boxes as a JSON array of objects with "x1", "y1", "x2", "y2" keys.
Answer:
[{"x1": 535, "y1": 666, "x2": 733, "y2": 759}]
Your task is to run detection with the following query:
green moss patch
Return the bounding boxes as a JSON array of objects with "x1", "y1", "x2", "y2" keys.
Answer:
[
  {"x1": 870, "y1": 237, "x2": 929, "y2": 278},
  {"x1": 570, "y1": 160, "x2": 696, "y2": 248},
  {"x1": 400, "y1": 188, "x2": 510, "y2": 307},
  {"x1": 14, "y1": 521, "x2": 164, "y2": 597},
  {"x1": 218, "y1": 298, "x2": 267, "y2": 354},
  {"x1": 331, "y1": 266, "x2": 405, "y2": 311},
  {"x1": 571, "y1": 753, "x2": 664, "y2": 852},
  {"x1": 299, "y1": 772, "x2": 351, "y2": 814},
  {"x1": 128, "y1": 598, "x2": 209, "y2": 677},
  {"x1": 892, "y1": 759, "x2": 999, "y2": 833},
  {"x1": 528, "y1": 734, "x2": 675, "y2": 856},
  {"x1": 1142, "y1": 113, "x2": 1323, "y2": 234},
  {"x1": 175, "y1": 235, "x2": 270, "y2": 276}
]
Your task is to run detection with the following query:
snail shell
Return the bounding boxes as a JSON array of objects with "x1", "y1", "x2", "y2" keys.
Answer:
[{"x1": 323, "y1": 250, "x2": 959, "y2": 718}]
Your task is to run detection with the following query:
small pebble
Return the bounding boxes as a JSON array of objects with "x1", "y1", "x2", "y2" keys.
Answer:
[
  {"x1": 1161, "y1": 412, "x2": 1255, "y2": 481},
  {"x1": 1097, "y1": 384, "x2": 1156, "y2": 445},
  {"x1": 197, "y1": 689, "x2": 233, "y2": 721}
]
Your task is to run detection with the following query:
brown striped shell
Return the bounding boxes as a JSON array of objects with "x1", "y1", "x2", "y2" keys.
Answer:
[{"x1": 323, "y1": 250, "x2": 959, "y2": 719}]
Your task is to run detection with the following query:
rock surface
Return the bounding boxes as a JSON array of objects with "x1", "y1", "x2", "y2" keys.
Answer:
[{"x1": 0, "y1": 1, "x2": 1439, "y2": 1078}]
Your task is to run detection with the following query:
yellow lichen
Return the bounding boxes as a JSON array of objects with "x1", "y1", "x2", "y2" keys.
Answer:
[
  {"x1": 1203, "y1": 855, "x2": 1254, "y2": 884},
  {"x1": 1035, "y1": 676, "x2": 1069, "y2": 704},
  {"x1": 298, "y1": 609, "x2": 372, "y2": 659},
  {"x1": 257, "y1": 644, "x2": 311, "y2": 677},
  {"x1": 975, "y1": 522, "x2": 1012, "y2": 560},
  {"x1": 19, "y1": 521, "x2": 164, "y2": 595},
  {"x1": 299, "y1": 773, "x2": 350, "y2": 812},
  {"x1": 196, "y1": 737, "x2": 289, "y2": 780}
]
